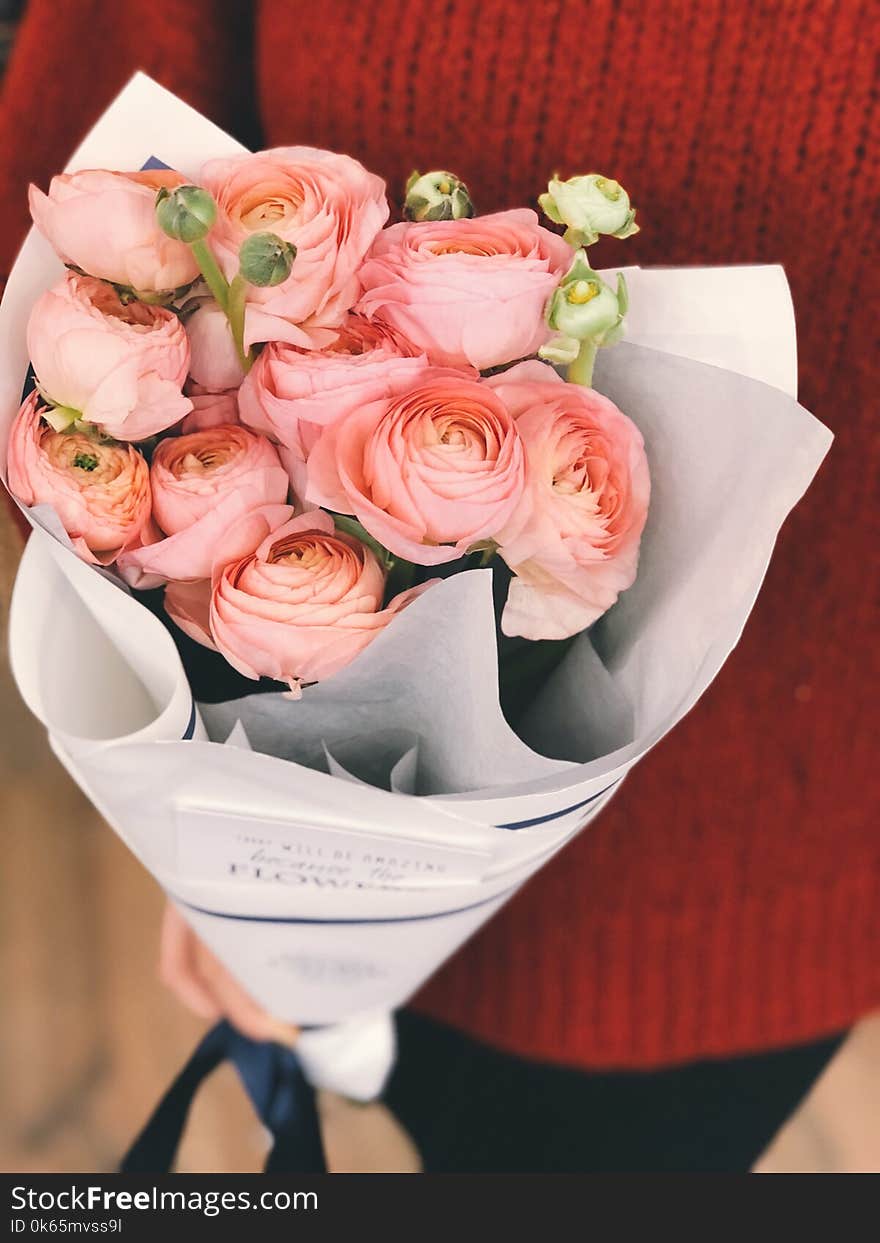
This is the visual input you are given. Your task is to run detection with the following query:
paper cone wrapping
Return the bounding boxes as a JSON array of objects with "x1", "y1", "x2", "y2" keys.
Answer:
[{"x1": 2, "y1": 75, "x2": 832, "y2": 1094}]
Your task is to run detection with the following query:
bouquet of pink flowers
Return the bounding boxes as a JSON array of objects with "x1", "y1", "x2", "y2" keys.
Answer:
[
  {"x1": 10, "y1": 145, "x2": 649, "y2": 703},
  {"x1": 2, "y1": 79, "x2": 832, "y2": 1148}
]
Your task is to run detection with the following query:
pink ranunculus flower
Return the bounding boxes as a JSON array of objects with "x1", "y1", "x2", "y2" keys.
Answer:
[
  {"x1": 306, "y1": 371, "x2": 526, "y2": 565},
  {"x1": 179, "y1": 388, "x2": 241, "y2": 434},
  {"x1": 488, "y1": 361, "x2": 650, "y2": 640},
  {"x1": 116, "y1": 424, "x2": 289, "y2": 588},
  {"x1": 164, "y1": 504, "x2": 301, "y2": 651},
  {"x1": 27, "y1": 272, "x2": 192, "y2": 441},
  {"x1": 165, "y1": 507, "x2": 432, "y2": 692},
  {"x1": 239, "y1": 314, "x2": 430, "y2": 495},
  {"x1": 7, "y1": 390, "x2": 151, "y2": 563},
  {"x1": 162, "y1": 575, "x2": 215, "y2": 650},
  {"x1": 29, "y1": 168, "x2": 200, "y2": 293},
  {"x1": 185, "y1": 298, "x2": 245, "y2": 392},
  {"x1": 356, "y1": 208, "x2": 573, "y2": 370},
  {"x1": 199, "y1": 147, "x2": 389, "y2": 347}
]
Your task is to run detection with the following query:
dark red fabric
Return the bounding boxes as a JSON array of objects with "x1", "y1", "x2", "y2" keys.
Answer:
[{"x1": 1, "y1": 0, "x2": 877, "y2": 1068}]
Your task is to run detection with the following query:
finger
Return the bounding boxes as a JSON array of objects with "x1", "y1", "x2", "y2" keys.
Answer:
[
  {"x1": 193, "y1": 936, "x2": 299, "y2": 1049},
  {"x1": 158, "y1": 903, "x2": 222, "y2": 1021}
]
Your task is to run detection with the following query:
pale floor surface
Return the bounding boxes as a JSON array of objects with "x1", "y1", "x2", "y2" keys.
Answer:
[{"x1": 1, "y1": 515, "x2": 877, "y2": 1174}]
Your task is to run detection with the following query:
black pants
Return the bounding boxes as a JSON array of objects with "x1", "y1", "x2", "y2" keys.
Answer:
[{"x1": 385, "y1": 1011, "x2": 842, "y2": 1172}]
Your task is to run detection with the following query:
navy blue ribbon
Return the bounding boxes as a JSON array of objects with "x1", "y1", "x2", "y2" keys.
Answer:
[{"x1": 120, "y1": 1021, "x2": 327, "y2": 1173}]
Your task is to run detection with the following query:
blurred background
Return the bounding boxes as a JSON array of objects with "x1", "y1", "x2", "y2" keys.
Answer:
[
  {"x1": 0, "y1": 0, "x2": 878, "y2": 1173},
  {"x1": 0, "y1": 514, "x2": 272, "y2": 1171}
]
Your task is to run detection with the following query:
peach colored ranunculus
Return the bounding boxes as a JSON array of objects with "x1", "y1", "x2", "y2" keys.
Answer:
[
  {"x1": 27, "y1": 272, "x2": 192, "y2": 441},
  {"x1": 165, "y1": 507, "x2": 431, "y2": 692},
  {"x1": 7, "y1": 390, "x2": 151, "y2": 563},
  {"x1": 306, "y1": 371, "x2": 526, "y2": 565},
  {"x1": 199, "y1": 147, "x2": 389, "y2": 348},
  {"x1": 179, "y1": 387, "x2": 241, "y2": 434},
  {"x1": 239, "y1": 314, "x2": 429, "y2": 495},
  {"x1": 356, "y1": 208, "x2": 572, "y2": 370},
  {"x1": 163, "y1": 502, "x2": 296, "y2": 649},
  {"x1": 29, "y1": 168, "x2": 200, "y2": 293},
  {"x1": 488, "y1": 361, "x2": 650, "y2": 640},
  {"x1": 117, "y1": 424, "x2": 289, "y2": 587},
  {"x1": 185, "y1": 298, "x2": 245, "y2": 392}
]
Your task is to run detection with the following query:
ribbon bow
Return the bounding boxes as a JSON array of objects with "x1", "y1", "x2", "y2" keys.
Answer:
[{"x1": 120, "y1": 1021, "x2": 327, "y2": 1173}]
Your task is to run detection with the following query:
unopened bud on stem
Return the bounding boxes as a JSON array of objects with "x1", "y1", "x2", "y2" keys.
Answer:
[
  {"x1": 155, "y1": 185, "x2": 217, "y2": 243},
  {"x1": 540, "y1": 250, "x2": 628, "y2": 383},
  {"x1": 539, "y1": 173, "x2": 638, "y2": 248},
  {"x1": 404, "y1": 170, "x2": 475, "y2": 222},
  {"x1": 238, "y1": 232, "x2": 297, "y2": 287}
]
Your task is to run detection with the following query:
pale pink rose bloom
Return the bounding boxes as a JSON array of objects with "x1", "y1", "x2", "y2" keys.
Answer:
[
  {"x1": 239, "y1": 314, "x2": 429, "y2": 495},
  {"x1": 27, "y1": 273, "x2": 192, "y2": 441},
  {"x1": 488, "y1": 361, "x2": 650, "y2": 640},
  {"x1": 117, "y1": 424, "x2": 289, "y2": 588},
  {"x1": 7, "y1": 390, "x2": 151, "y2": 563},
  {"x1": 179, "y1": 388, "x2": 241, "y2": 434},
  {"x1": 199, "y1": 147, "x2": 389, "y2": 347},
  {"x1": 166, "y1": 507, "x2": 432, "y2": 691},
  {"x1": 306, "y1": 371, "x2": 526, "y2": 565},
  {"x1": 28, "y1": 168, "x2": 200, "y2": 293},
  {"x1": 356, "y1": 208, "x2": 572, "y2": 370},
  {"x1": 185, "y1": 299, "x2": 245, "y2": 392}
]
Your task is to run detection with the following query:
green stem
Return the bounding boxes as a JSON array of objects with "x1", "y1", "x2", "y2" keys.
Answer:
[
  {"x1": 331, "y1": 513, "x2": 392, "y2": 567},
  {"x1": 226, "y1": 274, "x2": 253, "y2": 373},
  {"x1": 567, "y1": 338, "x2": 598, "y2": 387},
  {"x1": 479, "y1": 543, "x2": 496, "y2": 568},
  {"x1": 190, "y1": 238, "x2": 230, "y2": 313},
  {"x1": 463, "y1": 541, "x2": 497, "y2": 570}
]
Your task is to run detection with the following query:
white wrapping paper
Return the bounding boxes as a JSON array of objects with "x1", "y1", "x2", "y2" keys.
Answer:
[{"x1": 2, "y1": 75, "x2": 832, "y2": 1098}]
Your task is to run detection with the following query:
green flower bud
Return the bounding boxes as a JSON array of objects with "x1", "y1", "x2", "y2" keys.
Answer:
[
  {"x1": 539, "y1": 173, "x2": 638, "y2": 248},
  {"x1": 540, "y1": 252, "x2": 627, "y2": 361},
  {"x1": 155, "y1": 184, "x2": 217, "y2": 243},
  {"x1": 238, "y1": 232, "x2": 297, "y2": 287},
  {"x1": 404, "y1": 170, "x2": 475, "y2": 222}
]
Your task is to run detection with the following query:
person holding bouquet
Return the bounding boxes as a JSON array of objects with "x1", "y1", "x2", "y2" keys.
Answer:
[{"x1": 0, "y1": 0, "x2": 875, "y2": 1172}]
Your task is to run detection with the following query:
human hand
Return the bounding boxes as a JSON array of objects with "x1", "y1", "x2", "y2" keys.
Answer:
[{"x1": 158, "y1": 901, "x2": 299, "y2": 1049}]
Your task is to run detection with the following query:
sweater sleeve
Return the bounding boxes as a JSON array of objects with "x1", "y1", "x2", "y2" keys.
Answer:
[{"x1": 0, "y1": 0, "x2": 258, "y2": 284}]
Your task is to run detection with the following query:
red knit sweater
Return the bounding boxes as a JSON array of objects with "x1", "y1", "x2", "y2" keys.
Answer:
[{"x1": 1, "y1": 0, "x2": 877, "y2": 1069}]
